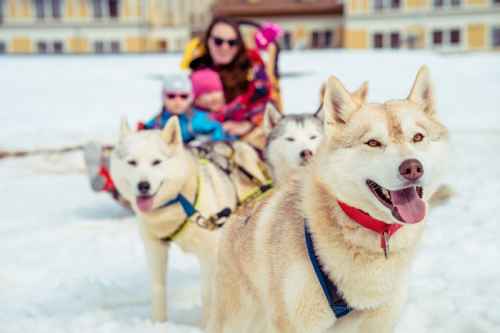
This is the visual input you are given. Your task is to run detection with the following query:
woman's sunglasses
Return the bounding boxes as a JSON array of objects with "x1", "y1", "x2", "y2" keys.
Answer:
[
  {"x1": 166, "y1": 93, "x2": 190, "y2": 100},
  {"x1": 210, "y1": 36, "x2": 239, "y2": 48}
]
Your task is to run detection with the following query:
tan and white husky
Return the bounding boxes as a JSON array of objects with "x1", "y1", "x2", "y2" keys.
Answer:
[
  {"x1": 109, "y1": 117, "x2": 267, "y2": 324},
  {"x1": 208, "y1": 66, "x2": 449, "y2": 333}
]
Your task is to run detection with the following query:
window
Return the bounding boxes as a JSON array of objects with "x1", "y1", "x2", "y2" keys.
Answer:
[
  {"x1": 391, "y1": 0, "x2": 401, "y2": 8},
  {"x1": 434, "y1": 0, "x2": 461, "y2": 7},
  {"x1": 324, "y1": 30, "x2": 333, "y2": 48},
  {"x1": 34, "y1": 0, "x2": 46, "y2": 19},
  {"x1": 450, "y1": 29, "x2": 460, "y2": 44},
  {"x1": 109, "y1": 0, "x2": 119, "y2": 18},
  {"x1": 281, "y1": 31, "x2": 292, "y2": 50},
  {"x1": 37, "y1": 41, "x2": 48, "y2": 54},
  {"x1": 493, "y1": 27, "x2": 500, "y2": 47},
  {"x1": 390, "y1": 32, "x2": 401, "y2": 49},
  {"x1": 433, "y1": 30, "x2": 443, "y2": 45},
  {"x1": 373, "y1": 33, "x2": 384, "y2": 49},
  {"x1": 374, "y1": 0, "x2": 385, "y2": 10},
  {"x1": 92, "y1": 0, "x2": 103, "y2": 18},
  {"x1": 0, "y1": 41, "x2": 5, "y2": 54},
  {"x1": 158, "y1": 40, "x2": 168, "y2": 52},
  {"x1": 0, "y1": 0, "x2": 4, "y2": 25},
  {"x1": 51, "y1": 0, "x2": 61, "y2": 19},
  {"x1": 33, "y1": 0, "x2": 62, "y2": 19},
  {"x1": 53, "y1": 41, "x2": 63, "y2": 53},
  {"x1": 94, "y1": 41, "x2": 105, "y2": 53},
  {"x1": 110, "y1": 41, "x2": 120, "y2": 53},
  {"x1": 312, "y1": 31, "x2": 320, "y2": 49},
  {"x1": 433, "y1": 0, "x2": 444, "y2": 7},
  {"x1": 93, "y1": 0, "x2": 120, "y2": 19}
]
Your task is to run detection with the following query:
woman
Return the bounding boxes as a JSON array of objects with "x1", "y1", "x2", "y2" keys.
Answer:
[{"x1": 189, "y1": 17, "x2": 272, "y2": 137}]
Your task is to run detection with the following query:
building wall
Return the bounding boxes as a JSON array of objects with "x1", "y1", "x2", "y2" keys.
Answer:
[
  {"x1": 0, "y1": 0, "x2": 215, "y2": 54},
  {"x1": 343, "y1": 0, "x2": 500, "y2": 52}
]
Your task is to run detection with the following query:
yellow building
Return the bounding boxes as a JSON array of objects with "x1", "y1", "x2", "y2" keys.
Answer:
[
  {"x1": 0, "y1": 0, "x2": 214, "y2": 54},
  {"x1": 344, "y1": 0, "x2": 500, "y2": 52}
]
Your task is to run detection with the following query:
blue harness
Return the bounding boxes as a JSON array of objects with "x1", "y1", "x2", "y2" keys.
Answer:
[
  {"x1": 159, "y1": 194, "x2": 199, "y2": 242},
  {"x1": 159, "y1": 194, "x2": 198, "y2": 217},
  {"x1": 304, "y1": 222, "x2": 352, "y2": 318}
]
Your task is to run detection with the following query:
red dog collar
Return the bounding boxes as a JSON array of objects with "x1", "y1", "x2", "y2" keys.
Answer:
[{"x1": 337, "y1": 201, "x2": 402, "y2": 258}]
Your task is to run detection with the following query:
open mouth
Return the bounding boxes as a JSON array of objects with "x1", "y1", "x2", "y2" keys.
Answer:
[
  {"x1": 136, "y1": 195, "x2": 155, "y2": 213},
  {"x1": 366, "y1": 180, "x2": 426, "y2": 224}
]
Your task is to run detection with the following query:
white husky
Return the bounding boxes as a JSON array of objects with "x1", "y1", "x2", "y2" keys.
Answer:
[
  {"x1": 109, "y1": 117, "x2": 267, "y2": 324},
  {"x1": 208, "y1": 66, "x2": 449, "y2": 333}
]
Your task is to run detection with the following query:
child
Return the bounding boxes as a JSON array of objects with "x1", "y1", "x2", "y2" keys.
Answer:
[
  {"x1": 191, "y1": 68, "x2": 226, "y2": 114},
  {"x1": 83, "y1": 72, "x2": 233, "y2": 198}
]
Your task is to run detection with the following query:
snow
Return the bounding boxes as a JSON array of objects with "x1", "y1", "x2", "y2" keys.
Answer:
[{"x1": 1, "y1": 50, "x2": 499, "y2": 332}]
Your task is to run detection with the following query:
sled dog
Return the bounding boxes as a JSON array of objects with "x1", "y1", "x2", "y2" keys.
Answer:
[
  {"x1": 208, "y1": 66, "x2": 449, "y2": 333},
  {"x1": 263, "y1": 82, "x2": 368, "y2": 187},
  {"x1": 109, "y1": 117, "x2": 267, "y2": 324}
]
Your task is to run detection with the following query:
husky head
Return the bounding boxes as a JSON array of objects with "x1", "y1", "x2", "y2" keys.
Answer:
[
  {"x1": 110, "y1": 117, "x2": 196, "y2": 214},
  {"x1": 263, "y1": 105, "x2": 323, "y2": 185},
  {"x1": 315, "y1": 66, "x2": 448, "y2": 225}
]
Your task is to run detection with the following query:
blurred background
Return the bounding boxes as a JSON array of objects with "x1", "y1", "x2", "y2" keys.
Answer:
[{"x1": 0, "y1": 0, "x2": 499, "y2": 54}]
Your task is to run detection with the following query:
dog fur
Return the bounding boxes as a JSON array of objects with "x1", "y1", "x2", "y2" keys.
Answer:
[{"x1": 208, "y1": 66, "x2": 449, "y2": 333}]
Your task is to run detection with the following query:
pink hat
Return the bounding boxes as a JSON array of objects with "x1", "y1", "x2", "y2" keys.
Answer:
[{"x1": 191, "y1": 69, "x2": 223, "y2": 99}]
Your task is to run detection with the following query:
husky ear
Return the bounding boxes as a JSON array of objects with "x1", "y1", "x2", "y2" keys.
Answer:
[
  {"x1": 408, "y1": 66, "x2": 435, "y2": 115},
  {"x1": 119, "y1": 117, "x2": 132, "y2": 141},
  {"x1": 352, "y1": 81, "x2": 369, "y2": 105},
  {"x1": 314, "y1": 82, "x2": 327, "y2": 122},
  {"x1": 262, "y1": 103, "x2": 283, "y2": 135},
  {"x1": 161, "y1": 116, "x2": 183, "y2": 146},
  {"x1": 323, "y1": 75, "x2": 359, "y2": 132}
]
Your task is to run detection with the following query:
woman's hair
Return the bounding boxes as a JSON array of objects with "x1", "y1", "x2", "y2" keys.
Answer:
[{"x1": 190, "y1": 17, "x2": 252, "y2": 103}]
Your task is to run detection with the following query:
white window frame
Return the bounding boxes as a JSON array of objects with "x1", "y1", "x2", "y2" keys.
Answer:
[
  {"x1": 431, "y1": 27, "x2": 463, "y2": 51},
  {"x1": 93, "y1": 40, "x2": 121, "y2": 53},
  {"x1": 33, "y1": 0, "x2": 63, "y2": 20},
  {"x1": 36, "y1": 39, "x2": 65, "y2": 54},
  {"x1": 433, "y1": 0, "x2": 462, "y2": 9},
  {"x1": 92, "y1": 0, "x2": 120, "y2": 20},
  {"x1": 373, "y1": 0, "x2": 402, "y2": 12}
]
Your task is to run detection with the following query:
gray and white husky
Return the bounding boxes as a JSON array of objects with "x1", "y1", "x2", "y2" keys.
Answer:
[
  {"x1": 262, "y1": 82, "x2": 368, "y2": 187},
  {"x1": 262, "y1": 106, "x2": 323, "y2": 187}
]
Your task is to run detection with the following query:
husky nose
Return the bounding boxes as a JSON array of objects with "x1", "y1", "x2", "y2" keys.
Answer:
[
  {"x1": 137, "y1": 181, "x2": 151, "y2": 194},
  {"x1": 300, "y1": 149, "x2": 313, "y2": 161},
  {"x1": 399, "y1": 159, "x2": 424, "y2": 181}
]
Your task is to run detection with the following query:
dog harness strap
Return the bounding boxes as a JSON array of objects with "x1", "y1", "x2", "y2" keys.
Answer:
[
  {"x1": 337, "y1": 201, "x2": 402, "y2": 256},
  {"x1": 304, "y1": 222, "x2": 352, "y2": 318},
  {"x1": 158, "y1": 175, "x2": 201, "y2": 217}
]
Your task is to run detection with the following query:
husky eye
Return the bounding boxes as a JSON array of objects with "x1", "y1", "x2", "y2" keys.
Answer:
[
  {"x1": 413, "y1": 133, "x2": 425, "y2": 143},
  {"x1": 310, "y1": 135, "x2": 318, "y2": 140},
  {"x1": 152, "y1": 159, "x2": 162, "y2": 166},
  {"x1": 285, "y1": 137, "x2": 295, "y2": 142},
  {"x1": 365, "y1": 139, "x2": 383, "y2": 148},
  {"x1": 127, "y1": 160, "x2": 137, "y2": 166}
]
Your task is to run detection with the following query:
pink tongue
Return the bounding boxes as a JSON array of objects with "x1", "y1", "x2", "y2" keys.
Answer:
[
  {"x1": 136, "y1": 196, "x2": 154, "y2": 212},
  {"x1": 390, "y1": 187, "x2": 426, "y2": 224}
]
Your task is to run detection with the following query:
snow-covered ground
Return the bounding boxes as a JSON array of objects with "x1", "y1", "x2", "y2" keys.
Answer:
[{"x1": 0, "y1": 50, "x2": 499, "y2": 332}]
